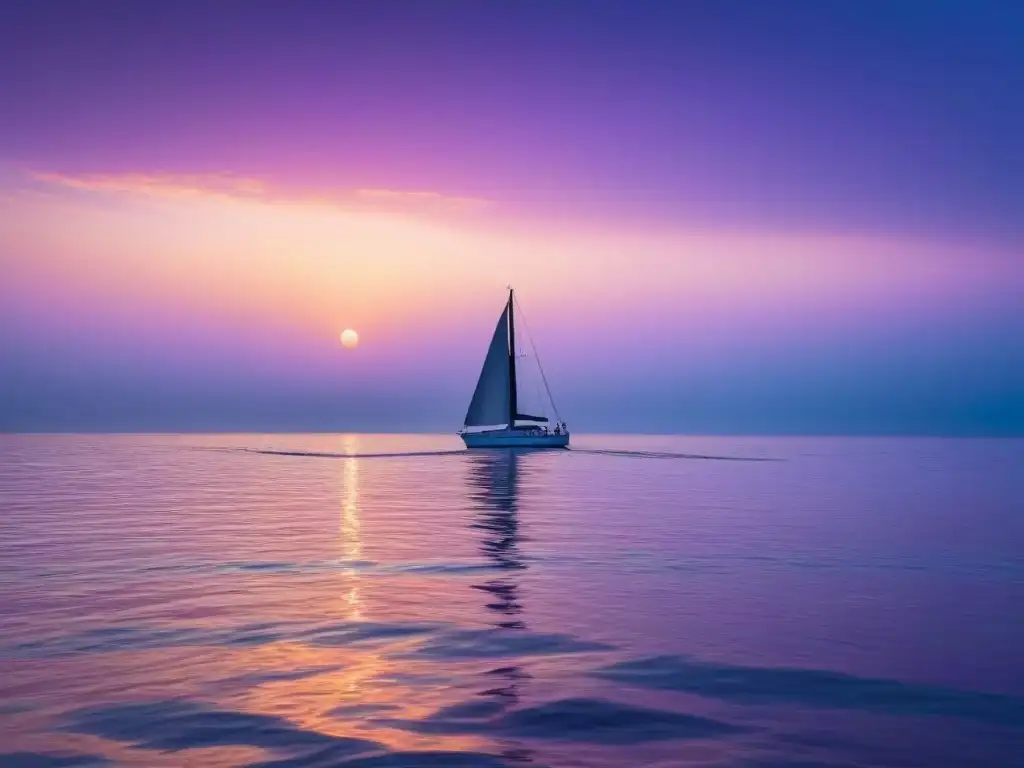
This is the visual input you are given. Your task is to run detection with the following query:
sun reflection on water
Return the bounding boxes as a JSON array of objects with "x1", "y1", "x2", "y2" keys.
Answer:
[
  {"x1": 334, "y1": 436, "x2": 394, "y2": 711},
  {"x1": 340, "y1": 436, "x2": 363, "y2": 622}
]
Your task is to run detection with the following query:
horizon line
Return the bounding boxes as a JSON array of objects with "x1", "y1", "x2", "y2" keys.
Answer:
[{"x1": 2, "y1": 430, "x2": 1021, "y2": 439}]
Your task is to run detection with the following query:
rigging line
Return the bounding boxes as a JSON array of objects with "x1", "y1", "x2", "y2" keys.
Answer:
[
  {"x1": 512, "y1": 294, "x2": 562, "y2": 422},
  {"x1": 532, "y1": 371, "x2": 547, "y2": 419}
]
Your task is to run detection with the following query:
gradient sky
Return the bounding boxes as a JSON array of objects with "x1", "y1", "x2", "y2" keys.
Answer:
[{"x1": 1, "y1": 0, "x2": 1022, "y2": 434}]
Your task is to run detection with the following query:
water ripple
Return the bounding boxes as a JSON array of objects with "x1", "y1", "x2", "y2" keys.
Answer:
[
  {"x1": 0, "y1": 754, "x2": 110, "y2": 768},
  {"x1": 595, "y1": 655, "x2": 1024, "y2": 725},
  {"x1": 380, "y1": 696, "x2": 747, "y2": 745},
  {"x1": 61, "y1": 699, "x2": 379, "y2": 754},
  {"x1": 2, "y1": 434, "x2": 1021, "y2": 767}
]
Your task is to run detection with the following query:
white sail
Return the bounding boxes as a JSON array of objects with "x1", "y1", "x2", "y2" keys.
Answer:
[{"x1": 464, "y1": 306, "x2": 510, "y2": 427}]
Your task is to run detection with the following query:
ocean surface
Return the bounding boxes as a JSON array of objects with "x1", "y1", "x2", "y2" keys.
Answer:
[{"x1": 1, "y1": 434, "x2": 1023, "y2": 768}]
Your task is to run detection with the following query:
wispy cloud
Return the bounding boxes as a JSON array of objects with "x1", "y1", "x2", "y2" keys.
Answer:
[
  {"x1": 24, "y1": 169, "x2": 492, "y2": 217},
  {"x1": 354, "y1": 188, "x2": 491, "y2": 214},
  {"x1": 29, "y1": 170, "x2": 269, "y2": 201}
]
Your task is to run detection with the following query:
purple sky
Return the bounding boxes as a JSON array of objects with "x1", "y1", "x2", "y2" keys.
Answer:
[{"x1": 1, "y1": 1, "x2": 1022, "y2": 433}]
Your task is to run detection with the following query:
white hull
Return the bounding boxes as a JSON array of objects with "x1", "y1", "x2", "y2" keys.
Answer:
[{"x1": 461, "y1": 429, "x2": 569, "y2": 449}]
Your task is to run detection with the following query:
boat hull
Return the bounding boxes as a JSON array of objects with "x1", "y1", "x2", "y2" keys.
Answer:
[{"x1": 461, "y1": 429, "x2": 569, "y2": 449}]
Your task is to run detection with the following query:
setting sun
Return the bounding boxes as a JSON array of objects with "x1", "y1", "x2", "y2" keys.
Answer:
[{"x1": 340, "y1": 328, "x2": 359, "y2": 348}]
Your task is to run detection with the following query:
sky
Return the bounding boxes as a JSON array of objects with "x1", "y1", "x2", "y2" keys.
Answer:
[{"x1": 1, "y1": 0, "x2": 1022, "y2": 434}]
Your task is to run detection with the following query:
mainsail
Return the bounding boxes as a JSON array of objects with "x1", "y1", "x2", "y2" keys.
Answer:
[
  {"x1": 464, "y1": 289, "x2": 551, "y2": 429},
  {"x1": 464, "y1": 304, "x2": 511, "y2": 427}
]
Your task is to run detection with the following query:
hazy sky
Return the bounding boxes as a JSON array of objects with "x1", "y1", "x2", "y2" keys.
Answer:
[{"x1": 1, "y1": 1, "x2": 1022, "y2": 434}]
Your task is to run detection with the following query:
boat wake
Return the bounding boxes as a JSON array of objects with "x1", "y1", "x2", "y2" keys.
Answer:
[
  {"x1": 569, "y1": 448, "x2": 779, "y2": 462},
  {"x1": 197, "y1": 447, "x2": 469, "y2": 460},
  {"x1": 195, "y1": 446, "x2": 776, "y2": 462}
]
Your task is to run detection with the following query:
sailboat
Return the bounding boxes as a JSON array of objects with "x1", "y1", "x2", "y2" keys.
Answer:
[{"x1": 460, "y1": 288, "x2": 569, "y2": 449}]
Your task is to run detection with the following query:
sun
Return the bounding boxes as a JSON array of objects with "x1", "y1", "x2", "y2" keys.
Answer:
[{"x1": 340, "y1": 328, "x2": 359, "y2": 348}]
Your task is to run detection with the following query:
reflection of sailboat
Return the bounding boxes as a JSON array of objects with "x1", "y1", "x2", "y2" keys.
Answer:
[
  {"x1": 467, "y1": 450, "x2": 533, "y2": 711},
  {"x1": 466, "y1": 450, "x2": 535, "y2": 763},
  {"x1": 469, "y1": 450, "x2": 527, "y2": 632},
  {"x1": 460, "y1": 288, "x2": 569, "y2": 449}
]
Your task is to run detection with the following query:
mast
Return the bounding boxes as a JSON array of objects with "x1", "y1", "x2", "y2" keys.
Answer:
[{"x1": 507, "y1": 288, "x2": 517, "y2": 428}]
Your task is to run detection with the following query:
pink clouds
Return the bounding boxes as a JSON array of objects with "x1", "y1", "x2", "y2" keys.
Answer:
[
  {"x1": 26, "y1": 169, "x2": 492, "y2": 219},
  {"x1": 2, "y1": 165, "x2": 1020, "y2": 382}
]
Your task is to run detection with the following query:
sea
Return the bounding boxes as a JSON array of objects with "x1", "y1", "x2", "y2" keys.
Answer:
[{"x1": 1, "y1": 434, "x2": 1022, "y2": 768}]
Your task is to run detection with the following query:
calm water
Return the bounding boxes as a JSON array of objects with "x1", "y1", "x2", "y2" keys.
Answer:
[{"x1": 1, "y1": 435, "x2": 1023, "y2": 768}]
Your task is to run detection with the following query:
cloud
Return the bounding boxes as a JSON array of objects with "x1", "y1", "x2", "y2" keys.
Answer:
[
  {"x1": 28, "y1": 171, "x2": 269, "y2": 202},
  {"x1": 24, "y1": 169, "x2": 491, "y2": 217},
  {"x1": 354, "y1": 188, "x2": 491, "y2": 214}
]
